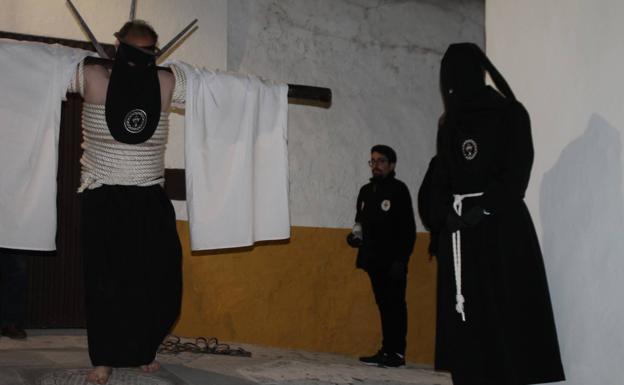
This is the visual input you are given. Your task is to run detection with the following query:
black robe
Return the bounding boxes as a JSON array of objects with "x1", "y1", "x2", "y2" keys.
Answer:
[
  {"x1": 429, "y1": 44, "x2": 565, "y2": 385},
  {"x1": 417, "y1": 155, "x2": 439, "y2": 257},
  {"x1": 82, "y1": 185, "x2": 182, "y2": 367}
]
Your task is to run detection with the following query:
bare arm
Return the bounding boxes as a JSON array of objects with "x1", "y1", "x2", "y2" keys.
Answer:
[
  {"x1": 82, "y1": 64, "x2": 109, "y2": 105},
  {"x1": 158, "y1": 70, "x2": 175, "y2": 111}
]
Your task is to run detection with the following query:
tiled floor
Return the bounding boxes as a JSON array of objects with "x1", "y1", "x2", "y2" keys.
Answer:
[{"x1": 0, "y1": 330, "x2": 451, "y2": 385}]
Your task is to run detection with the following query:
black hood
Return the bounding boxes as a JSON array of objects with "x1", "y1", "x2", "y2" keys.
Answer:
[{"x1": 440, "y1": 43, "x2": 515, "y2": 113}]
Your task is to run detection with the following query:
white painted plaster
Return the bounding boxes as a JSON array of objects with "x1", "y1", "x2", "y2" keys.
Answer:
[{"x1": 487, "y1": 2, "x2": 624, "y2": 384}]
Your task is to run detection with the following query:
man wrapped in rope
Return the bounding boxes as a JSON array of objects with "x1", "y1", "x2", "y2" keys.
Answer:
[{"x1": 66, "y1": 19, "x2": 184, "y2": 383}]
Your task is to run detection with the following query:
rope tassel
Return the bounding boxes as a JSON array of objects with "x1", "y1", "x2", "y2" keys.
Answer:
[
  {"x1": 455, "y1": 294, "x2": 466, "y2": 322},
  {"x1": 451, "y1": 192, "x2": 484, "y2": 322}
]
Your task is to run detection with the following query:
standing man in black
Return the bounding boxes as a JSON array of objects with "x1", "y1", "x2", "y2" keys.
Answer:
[{"x1": 347, "y1": 145, "x2": 416, "y2": 367}]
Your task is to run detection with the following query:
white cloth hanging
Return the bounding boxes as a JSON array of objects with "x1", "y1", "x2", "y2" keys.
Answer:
[
  {"x1": 172, "y1": 62, "x2": 290, "y2": 250},
  {"x1": 0, "y1": 40, "x2": 89, "y2": 250}
]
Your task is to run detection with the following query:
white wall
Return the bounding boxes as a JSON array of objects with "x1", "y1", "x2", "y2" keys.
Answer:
[
  {"x1": 0, "y1": 0, "x2": 227, "y2": 171},
  {"x1": 487, "y1": 1, "x2": 624, "y2": 384},
  {"x1": 228, "y1": 0, "x2": 484, "y2": 229}
]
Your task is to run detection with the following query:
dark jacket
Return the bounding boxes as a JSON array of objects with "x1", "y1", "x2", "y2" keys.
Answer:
[{"x1": 355, "y1": 172, "x2": 416, "y2": 270}]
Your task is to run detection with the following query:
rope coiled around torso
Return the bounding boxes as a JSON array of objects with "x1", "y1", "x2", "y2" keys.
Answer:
[{"x1": 78, "y1": 103, "x2": 169, "y2": 192}]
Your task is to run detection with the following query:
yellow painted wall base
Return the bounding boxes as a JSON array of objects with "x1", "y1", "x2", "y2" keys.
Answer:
[{"x1": 173, "y1": 222, "x2": 437, "y2": 365}]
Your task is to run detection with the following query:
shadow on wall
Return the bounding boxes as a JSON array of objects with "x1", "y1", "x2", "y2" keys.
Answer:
[{"x1": 540, "y1": 114, "x2": 624, "y2": 385}]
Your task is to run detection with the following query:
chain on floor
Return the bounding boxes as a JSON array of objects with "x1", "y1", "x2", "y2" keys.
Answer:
[{"x1": 157, "y1": 335, "x2": 252, "y2": 357}]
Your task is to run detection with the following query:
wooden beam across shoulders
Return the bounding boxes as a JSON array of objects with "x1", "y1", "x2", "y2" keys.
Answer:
[{"x1": 0, "y1": 30, "x2": 332, "y2": 108}]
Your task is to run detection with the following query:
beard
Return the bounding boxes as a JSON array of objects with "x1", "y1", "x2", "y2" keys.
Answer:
[{"x1": 371, "y1": 169, "x2": 385, "y2": 180}]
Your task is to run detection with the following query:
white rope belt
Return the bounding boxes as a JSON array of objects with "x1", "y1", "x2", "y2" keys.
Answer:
[{"x1": 452, "y1": 192, "x2": 484, "y2": 322}]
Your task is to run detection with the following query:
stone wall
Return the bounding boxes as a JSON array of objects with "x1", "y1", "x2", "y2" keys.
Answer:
[{"x1": 228, "y1": 0, "x2": 484, "y2": 229}]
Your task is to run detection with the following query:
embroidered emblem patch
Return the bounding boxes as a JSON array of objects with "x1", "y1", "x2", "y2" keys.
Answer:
[
  {"x1": 462, "y1": 139, "x2": 478, "y2": 160},
  {"x1": 381, "y1": 200, "x2": 391, "y2": 211},
  {"x1": 123, "y1": 109, "x2": 148, "y2": 134}
]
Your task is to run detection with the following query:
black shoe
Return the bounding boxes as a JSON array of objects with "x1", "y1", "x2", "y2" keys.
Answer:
[
  {"x1": 359, "y1": 350, "x2": 384, "y2": 366},
  {"x1": 1, "y1": 324, "x2": 27, "y2": 339},
  {"x1": 378, "y1": 352, "x2": 405, "y2": 368}
]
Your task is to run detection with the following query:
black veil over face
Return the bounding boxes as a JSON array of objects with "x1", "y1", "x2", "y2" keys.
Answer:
[{"x1": 440, "y1": 43, "x2": 515, "y2": 113}]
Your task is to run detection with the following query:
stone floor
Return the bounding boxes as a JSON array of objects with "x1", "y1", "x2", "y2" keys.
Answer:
[{"x1": 0, "y1": 330, "x2": 452, "y2": 385}]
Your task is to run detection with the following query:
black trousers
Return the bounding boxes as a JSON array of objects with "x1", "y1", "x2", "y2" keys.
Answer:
[
  {"x1": 82, "y1": 185, "x2": 182, "y2": 367},
  {"x1": 367, "y1": 261, "x2": 408, "y2": 355},
  {"x1": 0, "y1": 252, "x2": 28, "y2": 327}
]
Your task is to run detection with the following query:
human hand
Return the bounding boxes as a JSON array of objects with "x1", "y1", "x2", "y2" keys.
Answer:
[
  {"x1": 445, "y1": 211, "x2": 467, "y2": 232},
  {"x1": 346, "y1": 233, "x2": 362, "y2": 248},
  {"x1": 462, "y1": 206, "x2": 487, "y2": 227}
]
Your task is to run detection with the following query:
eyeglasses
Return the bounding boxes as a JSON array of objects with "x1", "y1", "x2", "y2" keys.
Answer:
[{"x1": 368, "y1": 158, "x2": 389, "y2": 167}]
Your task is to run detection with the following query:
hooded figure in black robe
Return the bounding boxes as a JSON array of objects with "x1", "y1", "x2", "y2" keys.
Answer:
[{"x1": 428, "y1": 43, "x2": 565, "y2": 385}]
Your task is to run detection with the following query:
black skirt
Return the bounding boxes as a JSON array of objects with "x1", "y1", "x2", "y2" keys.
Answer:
[{"x1": 81, "y1": 184, "x2": 182, "y2": 367}]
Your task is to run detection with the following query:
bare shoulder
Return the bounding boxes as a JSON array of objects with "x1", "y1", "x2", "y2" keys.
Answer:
[
  {"x1": 158, "y1": 70, "x2": 175, "y2": 109},
  {"x1": 83, "y1": 64, "x2": 110, "y2": 104},
  {"x1": 158, "y1": 70, "x2": 175, "y2": 90},
  {"x1": 84, "y1": 63, "x2": 110, "y2": 82}
]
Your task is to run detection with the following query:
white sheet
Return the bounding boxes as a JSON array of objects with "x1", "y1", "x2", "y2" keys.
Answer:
[
  {"x1": 0, "y1": 40, "x2": 89, "y2": 250},
  {"x1": 174, "y1": 62, "x2": 290, "y2": 250}
]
